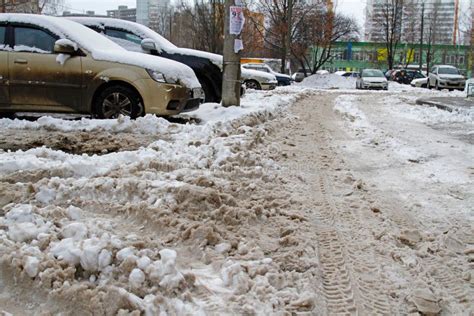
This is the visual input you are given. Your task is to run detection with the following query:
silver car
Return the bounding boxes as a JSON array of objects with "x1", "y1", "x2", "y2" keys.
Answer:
[
  {"x1": 428, "y1": 65, "x2": 466, "y2": 91},
  {"x1": 356, "y1": 69, "x2": 388, "y2": 90}
]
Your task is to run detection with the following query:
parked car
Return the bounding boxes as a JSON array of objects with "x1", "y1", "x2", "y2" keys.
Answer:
[
  {"x1": 292, "y1": 69, "x2": 306, "y2": 82},
  {"x1": 69, "y1": 17, "x2": 257, "y2": 101},
  {"x1": 384, "y1": 69, "x2": 394, "y2": 80},
  {"x1": 242, "y1": 63, "x2": 291, "y2": 86},
  {"x1": 0, "y1": 14, "x2": 202, "y2": 119},
  {"x1": 341, "y1": 71, "x2": 359, "y2": 78},
  {"x1": 466, "y1": 78, "x2": 474, "y2": 97},
  {"x1": 410, "y1": 77, "x2": 428, "y2": 88},
  {"x1": 356, "y1": 69, "x2": 388, "y2": 90},
  {"x1": 428, "y1": 65, "x2": 466, "y2": 91},
  {"x1": 240, "y1": 68, "x2": 277, "y2": 90},
  {"x1": 391, "y1": 69, "x2": 426, "y2": 84}
]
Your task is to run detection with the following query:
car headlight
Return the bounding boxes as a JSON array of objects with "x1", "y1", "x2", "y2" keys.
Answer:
[{"x1": 146, "y1": 69, "x2": 178, "y2": 84}]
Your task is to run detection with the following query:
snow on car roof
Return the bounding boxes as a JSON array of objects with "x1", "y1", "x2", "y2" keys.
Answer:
[
  {"x1": 241, "y1": 67, "x2": 277, "y2": 81},
  {"x1": 1, "y1": 14, "x2": 200, "y2": 89},
  {"x1": 66, "y1": 17, "x2": 224, "y2": 67},
  {"x1": 66, "y1": 16, "x2": 178, "y2": 52}
]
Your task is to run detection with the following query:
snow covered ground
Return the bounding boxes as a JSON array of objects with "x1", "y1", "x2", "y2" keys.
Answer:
[{"x1": 0, "y1": 76, "x2": 472, "y2": 314}]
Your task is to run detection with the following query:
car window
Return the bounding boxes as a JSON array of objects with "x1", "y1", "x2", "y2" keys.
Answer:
[
  {"x1": 258, "y1": 67, "x2": 269, "y2": 72},
  {"x1": 438, "y1": 67, "x2": 459, "y2": 75},
  {"x1": 362, "y1": 69, "x2": 384, "y2": 77},
  {"x1": 14, "y1": 26, "x2": 57, "y2": 53},
  {"x1": 0, "y1": 25, "x2": 7, "y2": 50},
  {"x1": 106, "y1": 28, "x2": 142, "y2": 45}
]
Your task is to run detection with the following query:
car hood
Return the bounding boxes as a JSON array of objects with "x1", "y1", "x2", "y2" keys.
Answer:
[
  {"x1": 274, "y1": 72, "x2": 291, "y2": 79},
  {"x1": 172, "y1": 47, "x2": 223, "y2": 68},
  {"x1": 93, "y1": 49, "x2": 201, "y2": 89},
  {"x1": 241, "y1": 68, "x2": 277, "y2": 82}
]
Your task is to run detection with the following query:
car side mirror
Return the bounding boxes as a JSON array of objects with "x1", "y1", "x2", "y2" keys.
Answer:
[
  {"x1": 141, "y1": 38, "x2": 157, "y2": 51},
  {"x1": 54, "y1": 39, "x2": 77, "y2": 55}
]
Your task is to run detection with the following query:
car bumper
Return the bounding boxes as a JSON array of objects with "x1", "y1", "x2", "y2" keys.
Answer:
[
  {"x1": 361, "y1": 83, "x2": 388, "y2": 90},
  {"x1": 261, "y1": 82, "x2": 277, "y2": 90},
  {"x1": 135, "y1": 79, "x2": 201, "y2": 116},
  {"x1": 438, "y1": 81, "x2": 465, "y2": 89}
]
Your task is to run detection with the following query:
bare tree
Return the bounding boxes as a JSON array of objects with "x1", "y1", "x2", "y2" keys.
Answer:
[
  {"x1": 380, "y1": 0, "x2": 404, "y2": 70},
  {"x1": 1, "y1": 0, "x2": 63, "y2": 15},
  {"x1": 424, "y1": 1, "x2": 441, "y2": 75},
  {"x1": 173, "y1": 0, "x2": 224, "y2": 54},
  {"x1": 246, "y1": 0, "x2": 317, "y2": 73},
  {"x1": 291, "y1": 10, "x2": 359, "y2": 75}
]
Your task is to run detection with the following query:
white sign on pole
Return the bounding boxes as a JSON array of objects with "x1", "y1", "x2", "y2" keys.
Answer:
[
  {"x1": 234, "y1": 39, "x2": 243, "y2": 53},
  {"x1": 230, "y1": 6, "x2": 245, "y2": 35}
]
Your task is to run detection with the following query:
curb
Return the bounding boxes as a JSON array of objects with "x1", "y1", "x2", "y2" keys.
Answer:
[{"x1": 416, "y1": 99, "x2": 454, "y2": 112}]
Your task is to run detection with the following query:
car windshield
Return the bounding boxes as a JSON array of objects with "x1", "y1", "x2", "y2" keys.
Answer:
[
  {"x1": 438, "y1": 67, "x2": 459, "y2": 75},
  {"x1": 362, "y1": 70, "x2": 384, "y2": 77}
]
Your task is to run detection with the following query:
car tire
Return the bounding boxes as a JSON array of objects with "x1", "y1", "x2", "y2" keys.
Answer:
[
  {"x1": 0, "y1": 112, "x2": 15, "y2": 119},
  {"x1": 245, "y1": 80, "x2": 261, "y2": 90},
  {"x1": 94, "y1": 85, "x2": 144, "y2": 119},
  {"x1": 421, "y1": 84, "x2": 427, "y2": 88},
  {"x1": 199, "y1": 77, "x2": 218, "y2": 103},
  {"x1": 435, "y1": 81, "x2": 440, "y2": 90}
]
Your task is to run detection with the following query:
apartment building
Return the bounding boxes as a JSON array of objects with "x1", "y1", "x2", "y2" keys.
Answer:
[
  {"x1": 137, "y1": 0, "x2": 170, "y2": 32},
  {"x1": 107, "y1": 5, "x2": 137, "y2": 22},
  {"x1": 365, "y1": 0, "x2": 456, "y2": 45}
]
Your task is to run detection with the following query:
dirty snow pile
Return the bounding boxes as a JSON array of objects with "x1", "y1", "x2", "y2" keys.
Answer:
[
  {"x1": 0, "y1": 88, "x2": 316, "y2": 314},
  {"x1": 298, "y1": 73, "x2": 357, "y2": 90}
]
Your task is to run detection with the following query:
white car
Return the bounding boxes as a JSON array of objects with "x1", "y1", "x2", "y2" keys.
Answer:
[
  {"x1": 356, "y1": 69, "x2": 388, "y2": 90},
  {"x1": 428, "y1": 65, "x2": 466, "y2": 91},
  {"x1": 242, "y1": 63, "x2": 291, "y2": 86},
  {"x1": 410, "y1": 77, "x2": 428, "y2": 88},
  {"x1": 466, "y1": 78, "x2": 474, "y2": 97},
  {"x1": 240, "y1": 68, "x2": 278, "y2": 90}
]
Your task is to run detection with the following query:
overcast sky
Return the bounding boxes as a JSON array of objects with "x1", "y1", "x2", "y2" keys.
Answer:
[{"x1": 65, "y1": 0, "x2": 470, "y2": 29}]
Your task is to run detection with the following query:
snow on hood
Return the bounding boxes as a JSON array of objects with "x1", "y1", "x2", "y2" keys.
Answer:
[
  {"x1": 274, "y1": 72, "x2": 291, "y2": 79},
  {"x1": 1, "y1": 14, "x2": 200, "y2": 89},
  {"x1": 67, "y1": 17, "x2": 224, "y2": 68},
  {"x1": 241, "y1": 68, "x2": 277, "y2": 81}
]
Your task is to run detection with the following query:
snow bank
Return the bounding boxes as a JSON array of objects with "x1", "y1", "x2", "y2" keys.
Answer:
[
  {"x1": 298, "y1": 74, "x2": 357, "y2": 89},
  {"x1": 0, "y1": 88, "x2": 314, "y2": 314}
]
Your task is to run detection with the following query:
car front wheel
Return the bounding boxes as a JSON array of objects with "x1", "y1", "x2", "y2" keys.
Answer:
[
  {"x1": 94, "y1": 85, "x2": 144, "y2": 119},
  {"x1": 245, "y1": 80, "x2": 261, "y2": 90}
]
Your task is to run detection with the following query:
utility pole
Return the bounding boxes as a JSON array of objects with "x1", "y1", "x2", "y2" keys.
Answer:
[
  {"x1": 285, "y1": 0, "x2": 293, "y2": 75},
  {"x1": 419, "y1": 2, "x2": 424, "y2": 71},
  {"x1": 453, "y1": 0, "x2": 459, "y2": 45},
  {"x1": 222, "y1": 0, "x2": 242, "y2": 107},
  {"x1": 1, "y1": 0, "x2": 5, "y2": 13}
]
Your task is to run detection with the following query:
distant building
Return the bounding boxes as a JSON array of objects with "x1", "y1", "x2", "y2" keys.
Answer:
[
  {"x1": 137, "y1": 0, "x2": 170, "y2": 32},
  {"x1": 107, "y1": 5, "x2": 137, "y2": 22},
  {"x1": 365, "y1": 0, "x2": 457, "y2": 45},
  {"x1": 316, "y1": 41, "x2": 471, "y2": 76}
]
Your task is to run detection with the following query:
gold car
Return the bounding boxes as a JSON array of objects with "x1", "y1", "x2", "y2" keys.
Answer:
[{"x1": 0, "y1": 14, "x2": 203, "y2": 119}]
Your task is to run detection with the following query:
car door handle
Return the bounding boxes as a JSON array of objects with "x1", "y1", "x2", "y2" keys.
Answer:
[{"x1": 14, "y1": 59, "x2": 28, "y2": 64}]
